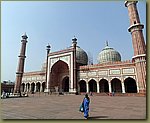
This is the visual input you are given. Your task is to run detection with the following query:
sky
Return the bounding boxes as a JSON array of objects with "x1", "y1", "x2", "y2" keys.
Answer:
[{"x1": 1, "y1": 1, "x2": 146, "y2": 82}]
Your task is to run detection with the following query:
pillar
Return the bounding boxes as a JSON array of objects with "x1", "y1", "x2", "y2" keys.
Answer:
[
  {"x1": 125, "y1": 1, "x2": 146, "y2": 94},
  {"x1": 40, "y1": 84, "x2": 43, "y2": 92},
  {"x1": 34, "y1": 85, "x2": 37, "y2": 92},
  {"x1": 45, "y1": 44, "x2": 51, "y2": 92},
  {"x1": 24, "y1": 84, "x2": 26, "y2": 92},
  {"x1": 108, "y1": 82, "x2": 112, "y2": 93},
  {"x1": 121, "y1": 82, "x2": 125, "y2": 93},
  {"x1": 72, "y1": 36, "x2": 77, "y2": 93},
  {"x1": 29, "y1": 84, "x2": 31, "y2": 92},
  {"x1": 86, "y1": 83, "x2": 89, "y2": 93},
  {"x1": 97, "y1": 82, "x2": 100, "y2": 93},
  {"x1": 14, "y1": 33, "x2": 28, "y2": 93}
]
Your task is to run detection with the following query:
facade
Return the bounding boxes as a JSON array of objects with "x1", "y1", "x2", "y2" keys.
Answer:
[
  {"x1": 1, "y1": 81, "x2": 15, "y2": 94},
  {"x1": 16, "y1": 1, "x2": 146, "y2": 95}
]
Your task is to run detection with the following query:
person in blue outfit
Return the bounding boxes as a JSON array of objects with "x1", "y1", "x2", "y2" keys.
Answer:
[{"x1": 83, "y1": 93, "x2": 90, "y2": 119}]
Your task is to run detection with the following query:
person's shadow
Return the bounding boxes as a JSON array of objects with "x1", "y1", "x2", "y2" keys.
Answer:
[{"x1": 88, "y1": 115, "x2": 108, "y2": 119}]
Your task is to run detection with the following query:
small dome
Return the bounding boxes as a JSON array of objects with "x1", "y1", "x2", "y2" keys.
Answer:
[
  {"x1": 97, "y1": 42, "x2": 121, "y2": 64},
  {"x1": 76, "y1": 46, "x2": 88, "y2": 65},
  {"x1": 70, "y1": 37, "x2": 88, "y2": 65},
  {"x1": 69, "y1": 45, "x2": 88, "y2": 65}
]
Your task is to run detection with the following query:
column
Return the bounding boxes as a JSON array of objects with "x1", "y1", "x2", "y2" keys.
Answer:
[
  {"x1": 29, "y1": 84, "x2": 31, "y2": 92},
  {"x1": 121, "y1": 82, "x2": 125, "y2": 93},
  {"x1": 34, "y1": 85, "x2": 37, "y2": 92},
  {"x1": 97, "y1": 82, "x2": 100, "y2": 93},
  {"x1": 40, "y1": 84, "x2": 43, "y2": 92},
  {"x1": 45, "y1": 44, "x2": 51, "y2": 92},
  {"x1": 24, "y1": 84, "x2": 26, "y2": 92},
  {"x1": 26, "y1": 84, "x2": 29, "y2": 92},
  {"x1": 108, "y1": 82, "x2": 112, "y2": 93},
  {"x1": 72, "y1": 37, "x2": 77, "y2": 93},
  {"x1": 86, "y1": 83, "x2": 89, "y2": 93}
]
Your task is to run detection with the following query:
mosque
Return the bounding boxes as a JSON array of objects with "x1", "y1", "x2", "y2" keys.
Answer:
[{"x1": 14, "y1": 1, "x2": 146, "y2": 96}]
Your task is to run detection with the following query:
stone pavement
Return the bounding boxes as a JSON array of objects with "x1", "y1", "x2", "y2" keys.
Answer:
[{"x1": 1, "y1": 93, "x2": 146, "y2": 119}]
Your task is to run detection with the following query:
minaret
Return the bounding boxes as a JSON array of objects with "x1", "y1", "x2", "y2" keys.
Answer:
[
  {"x1": 14, "y1": 33, "x2": 28, "y2": 93},
  {"x1": 125, "y1": 1, "x2": 146, "y2": 94},
  {"x1": 72, "y1": 36, "x2": 77, "y2": 94},
  {"x1": 45, "y1": 44, "x2": 51, "y2": 93}
]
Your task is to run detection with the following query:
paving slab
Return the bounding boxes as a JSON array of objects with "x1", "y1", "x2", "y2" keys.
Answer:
[{"x1": 1, "y1": 94, "x2": 146, "y2": 119}]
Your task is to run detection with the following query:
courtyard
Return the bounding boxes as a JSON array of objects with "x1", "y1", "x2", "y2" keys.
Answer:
[{"x1": 1, "y1": 93, "x2": 146, "y2": 119}]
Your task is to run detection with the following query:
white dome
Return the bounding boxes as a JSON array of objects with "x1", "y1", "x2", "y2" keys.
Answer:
[{"x1": 97, "y1": 44, "x2": 121, "y2": 64}]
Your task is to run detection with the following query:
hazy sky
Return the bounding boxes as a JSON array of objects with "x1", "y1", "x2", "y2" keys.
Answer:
[{"x1": 1, "y1": 1, "x2": 146, "y2": 82}]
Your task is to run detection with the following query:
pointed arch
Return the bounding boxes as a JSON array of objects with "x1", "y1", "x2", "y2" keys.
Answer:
[
  {"x1": 50, "y1": 60, "x2": 69, "y2": 91},
  {"x1": 89, "y1": 79, "x2": 97, "y2": 92},
  {"x1": 31, "y1": 83, "x2": 35, "y2": 93},
  {"x1": 21, "y1": 83, "x2": 25, "y2": 92},
  {"x1": 79, "y1": 80, "x2": 87, "y2": 92},
  {"x1": 42, "y1": 82, "x2": 46, "y2": 92},
  {"x1": 62, "y1": 76, "x2": 69, "y2": 92},
  {"x1": 99, "y1": 79, "x2": 109, "y2": 93},
  {"x1": 111, "y1": 78, "x2": 122, "y2": 93},
  {"x1": 124, "y1": 77, "x2": 137, "y2": 93},
  {"x1": 36, "y1": 82, "x2": 41, "y2": 92}
]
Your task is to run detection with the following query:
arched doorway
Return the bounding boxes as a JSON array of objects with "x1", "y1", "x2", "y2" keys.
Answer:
[
  {"x1": 42, "y1": 82, "x2": 46, "y2": 92},
  {"x1": 111, "y1": 78, "x2": 122, "y2": 93},
  {"x1": 79, "y1": 80, "x2": 86, "y2": 92},
  {"x1": 124, "y1": 77, "x2": 137, "y2": 93},
  {"x1": 50, "y1": 60, "x2": 69, "y2": 92},
  {"x1": 36, "y1": 82, "x2": 41, "y2": 92},
  {"x1": 62, "y1": 76, "x2": 69, "y2": 92},
  {"x1": 21, "y1": 83, "x2": 25, "y2": 92},
  {"x1": 89, "y1": 79, "x2": 97, "y2": 92},
  {"x1": 99, "y1": 79, "x2": 109, "y2": 93},
  {"x1": 31, "y1": 83, "x2": 35, "y2": 92}
]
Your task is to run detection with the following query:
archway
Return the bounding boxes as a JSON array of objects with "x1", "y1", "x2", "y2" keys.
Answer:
[
  {"x1": 111, "y1": 78, "x2": 122, "y2": 93},
  {"x1": 36, "y1": 82, "x2": 41, "y2": 92},
  {"x1": 21, "y1": 83, "x2": 25, "y2": 92},
  {"x1": 31, "y1": 83, "x2": 35, "y2": 92},
  {"x1": 89, "y1": 79, "x2": 97, "y2": 92},
  {"x1": 99, "y1": 79, "x2": 109, "y2": 93},
  {"x1": 50, "y1": 60, "x2": 69, "y2": 92},
  {"x1": 124, "y1": 77, "x2": 137, "y2": 93},
  {"x1": 42, "y1": 82, "x2": 46, "y2": 92},
  {"x1": 62, "y1": 76, "x2": 69, "y2": 92},
  {"x1": 79, "y1": 80, "x2": 86, "y2": 92}
]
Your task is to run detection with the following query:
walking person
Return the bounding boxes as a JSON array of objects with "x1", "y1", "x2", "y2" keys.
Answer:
[
  {"x1": 83, "y1": 93, "x2": 90, "y2": 119},
  {"x1": 90, "y1": 91, "x2": 93, "y2": 96}
]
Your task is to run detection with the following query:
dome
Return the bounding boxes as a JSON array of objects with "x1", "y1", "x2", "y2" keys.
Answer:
[
  {"x1": 76, "y1": 46, "x2": 88, "y2": 65},
  {"x1": 70, "y1": 37, "x2": 88, "y2": 65},
  {"x1": 69, "y1": 45, "x2": 88, "y2": 65},
  {"x1": 41, "y1": 62, "x2": 46, "y2": 71},
  {"x1": 97, "y1": 42, "x2": 121, "y2": 64}
]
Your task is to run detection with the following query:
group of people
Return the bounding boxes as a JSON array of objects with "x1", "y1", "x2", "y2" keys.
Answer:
[{"x1": 1, "y1": 90, "x2": 7, "y2": 99}]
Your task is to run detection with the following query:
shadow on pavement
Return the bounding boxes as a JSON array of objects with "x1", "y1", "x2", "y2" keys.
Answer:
[{"x1": 88, "y1": 115, "x2": 108, "y2": 119}]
